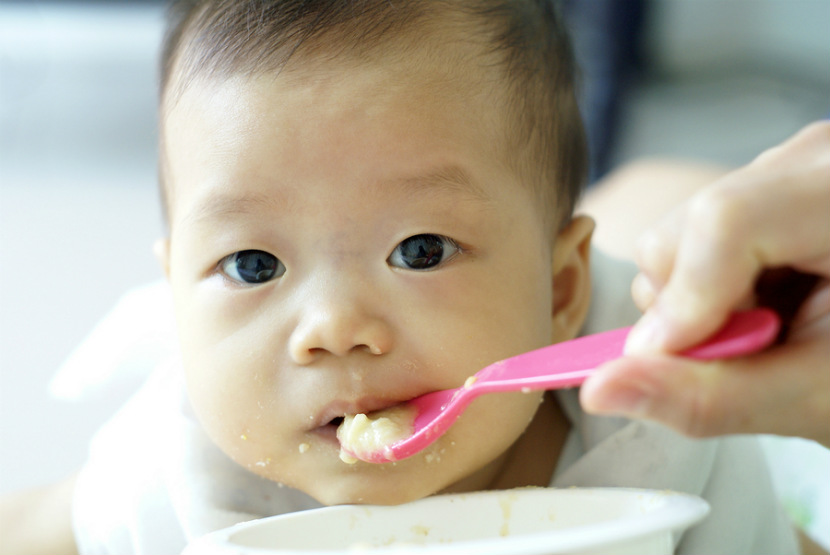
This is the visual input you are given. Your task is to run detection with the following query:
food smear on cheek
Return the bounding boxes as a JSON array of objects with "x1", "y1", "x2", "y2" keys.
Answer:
[{"x1": 336, "y1": 405, "x2": 416, "y2": 464}]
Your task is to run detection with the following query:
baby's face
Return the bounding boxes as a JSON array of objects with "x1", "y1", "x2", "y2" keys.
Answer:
[{"x1": 161, "y1": 53, "x2": 570, "y2": 505}]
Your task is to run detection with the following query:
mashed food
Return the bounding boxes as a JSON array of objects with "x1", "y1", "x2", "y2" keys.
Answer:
[{"x1": 336, "y1": 405, "x2": 416, "y2": 464}]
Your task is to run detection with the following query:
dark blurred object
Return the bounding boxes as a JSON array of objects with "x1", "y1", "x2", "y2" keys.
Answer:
[
  {"x1": 561, "y1": 0, "x2": 648, "y2": 185},
  {"x1": 755, "y1": 267, "x2": 821, "y2": 343}
]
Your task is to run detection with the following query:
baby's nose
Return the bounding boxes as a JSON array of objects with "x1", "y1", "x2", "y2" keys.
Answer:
[{"x1": 288, "y1": 288, "x2": 393, "y2": 365}]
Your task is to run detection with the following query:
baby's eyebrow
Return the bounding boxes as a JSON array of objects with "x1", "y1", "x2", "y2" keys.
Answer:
[
  {"x1": 182, "y1": 165, "x2": 493, "y2": 225},
  {"x1": 183, "y1": 191, "x2": 281, "y2": 226},
  {"x1": 388, "y1": 165, "x2": 494, "y2": 205}
]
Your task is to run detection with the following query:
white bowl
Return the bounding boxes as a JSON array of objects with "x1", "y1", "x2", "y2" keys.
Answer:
[{"x1": 183, "y1": 487, "x2": 709, "y2": 555}]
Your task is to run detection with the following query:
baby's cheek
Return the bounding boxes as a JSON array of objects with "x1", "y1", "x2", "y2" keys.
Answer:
[
  {"x1": 188, "y1": 380, "x2": 291, "y2": 473},
  {"x1": 186, "y1": 356, "x2": 305, "y2": 472},
  {"x1": 182, "y1": 351, "x2": 258, "y2": 441},
  {"x1": 185, "y1": 372, "x2": 245, "y2": 440},
  {"x1": 450, "y1": 391, "x2": 542, "y2": 458}
]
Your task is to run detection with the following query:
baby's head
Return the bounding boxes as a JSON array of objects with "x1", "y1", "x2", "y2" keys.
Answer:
[{"x1": 156, "y1": 0, "x2": 594, "y2": 505}]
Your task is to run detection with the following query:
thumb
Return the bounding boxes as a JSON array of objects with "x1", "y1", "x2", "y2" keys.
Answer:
[{"x1": 580, "y1": 325, "x2": 830, "y2": 444}]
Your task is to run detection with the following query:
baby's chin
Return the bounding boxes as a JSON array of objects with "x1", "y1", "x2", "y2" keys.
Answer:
[
  {"x1": 311, "y1": 482, "x2": 438, "y2": 507},
  {"x1": 288, "y1": 461, "x2": 453, "y2": 507}
]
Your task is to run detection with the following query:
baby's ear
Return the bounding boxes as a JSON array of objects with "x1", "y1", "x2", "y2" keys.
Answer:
[
  {"x1": 550, "y1": 215, "x2": 594, "y2": 343},
  {"x1": 153, "y1": 238, "x2": 172, "y2": 280}
]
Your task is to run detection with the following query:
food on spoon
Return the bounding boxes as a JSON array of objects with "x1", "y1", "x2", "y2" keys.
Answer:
[{"x1": 336, "y1": 405, "x2": 416, "y2": 464}]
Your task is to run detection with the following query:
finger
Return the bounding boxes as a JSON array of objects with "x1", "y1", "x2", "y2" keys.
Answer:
[
  {"x1": 751, "y1": 120, "x2": 830, "y2": 176},
  {"x1": 581, "y1": 317, "x2": 830, "y2": 446},
  {"x1": 637, "y1": 177, "x2": 768, "y2": 352},
  {"x1": 632, "y1": 160, "x2": 830, "y2": 354},
  {"x1": 631, "y1": 272, "x2": 657, "y2": 313},
  {"x1": 633, "y1": 203, "x2": 686, "y2": 289},
  {"x1": 627, "y1": 123, "x2": 830, "y2": 354}
]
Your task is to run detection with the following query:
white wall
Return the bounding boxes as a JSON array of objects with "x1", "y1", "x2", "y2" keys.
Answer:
[
  {"x1": 648, "y1": 0, "x2": 830, "y2": 82},
  {"x1": 0, "y1": 3, "x2": 165, "y2": 493}
]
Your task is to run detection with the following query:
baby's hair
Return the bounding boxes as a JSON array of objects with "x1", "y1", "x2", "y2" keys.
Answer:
[{"x1": 159, "y1": 0, "x2": 586, "y2": 228}]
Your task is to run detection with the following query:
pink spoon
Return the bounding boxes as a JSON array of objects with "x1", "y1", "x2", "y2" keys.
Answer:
[{"x1": 344, "y1": 308, "x2": 781, "y2": 463}]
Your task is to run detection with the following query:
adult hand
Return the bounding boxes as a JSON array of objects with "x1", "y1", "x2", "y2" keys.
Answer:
[{"x1": 580, "y1": 121, "x2": 830, "y2": 447}]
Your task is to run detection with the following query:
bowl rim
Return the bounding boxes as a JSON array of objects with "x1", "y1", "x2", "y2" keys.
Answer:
[{"x1": 184, "y1": 487, "x2": 710, "y2": 555}]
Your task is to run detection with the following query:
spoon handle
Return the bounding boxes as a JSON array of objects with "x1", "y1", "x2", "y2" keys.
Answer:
[{"x1": 470, "y1": 307, "x2": 780, "y2": 393}]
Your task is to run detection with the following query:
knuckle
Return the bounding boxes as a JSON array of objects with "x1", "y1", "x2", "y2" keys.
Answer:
[
  {"x1": 754, "y1": 121, "x2": 830, "y2": 166},
  {"x1": 798, "y1": 120, "x2": 830, "y2": 145},
  {"x1": 634, "y1": 228, "x2": 674, "y2": 281},
  {"x1": 678, "y1": 370, "x2": 727, "y2": 438},
  {"x1": 687, "y1": 187, "x2": 749, "y2": 247},
  {"x1": 631, "y1": 272, "x2": 657, "y2": 311}
]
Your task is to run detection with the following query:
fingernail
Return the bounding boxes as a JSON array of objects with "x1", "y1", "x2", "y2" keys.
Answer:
[
  {"x1": 609, "y1": 387, "x2": 651, "y2": 416},
  {"x1": 625, "y1": 312, "x2": 666, "y2": 355},
  {"x1": 587, "y1": 381, "x2": 652, "y2": 417}
]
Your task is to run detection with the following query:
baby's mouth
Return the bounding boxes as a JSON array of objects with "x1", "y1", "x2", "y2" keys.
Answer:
[
  {"x1": 312, "y1": 396, "x2": 416, "y2": 449},
  {"x1": 316, "y1": 398, "x2": 401, "y2": 429},
  {"x1": 313, "y1": 416, "x2": 344, "y2": 440}
]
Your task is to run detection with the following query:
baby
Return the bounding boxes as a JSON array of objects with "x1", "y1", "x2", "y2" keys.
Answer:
[
  {"x1": 154, "y1": 0, "x2": 592, "y2": 510},
  {"x1": 11, "y1": 1, "x2": 800, "y2": 554}
]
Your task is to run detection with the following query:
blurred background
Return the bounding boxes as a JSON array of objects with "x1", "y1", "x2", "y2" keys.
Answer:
[{"x1": 1, "y1": 0, "x2": 828, "y2": 545}]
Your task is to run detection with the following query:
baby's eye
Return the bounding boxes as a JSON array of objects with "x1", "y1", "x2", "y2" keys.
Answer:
[
  {"x1": 220, "y1": 250, "x2": 285, "y2": 284},
  {"x1": 388, "y1": 234, "x2": 461, "y2": 271}
]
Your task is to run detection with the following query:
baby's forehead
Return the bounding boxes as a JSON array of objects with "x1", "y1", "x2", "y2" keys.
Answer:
[
  {"x1": 166, "y1": 50, "x2": 502, "y2": 123},
  {"x1": 159, "y1": 56, "x2": 529, "y2": 223},
  {"x1": 160, "y1": 35, "x2": 515, "y2": 183}
]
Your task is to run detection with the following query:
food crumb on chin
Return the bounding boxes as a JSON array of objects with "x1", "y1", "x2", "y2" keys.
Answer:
[{"x1": 298, "y1": 442, "x2": 310, "y2": 454}]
